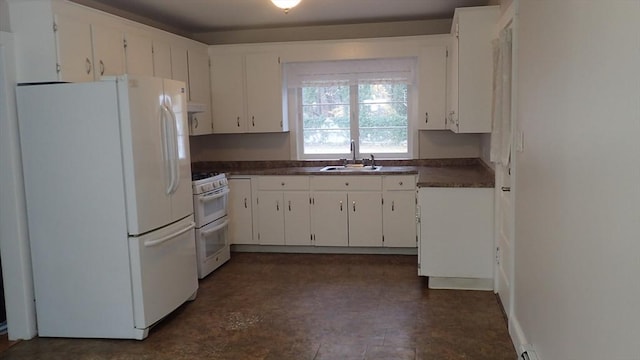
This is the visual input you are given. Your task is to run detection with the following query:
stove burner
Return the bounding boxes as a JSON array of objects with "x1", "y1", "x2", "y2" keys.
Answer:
[{"x1": 191, "y1": 172, "x2": 219, "y2": 181}]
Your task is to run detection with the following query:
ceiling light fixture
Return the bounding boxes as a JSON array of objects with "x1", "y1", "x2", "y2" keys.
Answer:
[{"x1": 270, "y1": 0, "x2": 301, "y2": 14}]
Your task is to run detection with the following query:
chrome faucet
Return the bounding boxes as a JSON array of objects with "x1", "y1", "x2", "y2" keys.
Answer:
[
  {"x1": 350, "y1": 139, "x2": 356, "y2": 163},
  {"x1": 370, "y1": 154, "x2": 375, "y2": 169}
]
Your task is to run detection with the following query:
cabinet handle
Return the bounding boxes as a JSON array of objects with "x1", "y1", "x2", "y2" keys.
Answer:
[
  {"x1": 501, "y1": 186, "x2": 511, "y2": 192},
  {"x1": 236, "y1": 116, "x2": 240, "y2": 127},
  {"x1": 352, "y1": 201, "x2": 356, "y2": 212},
  {"x1": 252, "y1": 116, "x2": 255, "y2": 127},
  {"x1": 399, "y1": 181, "x2": 403, "y2": 186},
  {"x1": 425, "y1": 112, "x2": 429, "y2": 123},
  {"x1": 345, "y1": 182, "x2": 349, "y2": 186},
  {"x1": 193, "y1": 116, "x2": 199, "y2": 129},
  {"x1": 85, "y1": 58, "x2": 92, "y2": 74},
  {"x1": 276, "y1": 201, "x2": 280, "y2": 211},
  {"x1": 288, "y1": 200, "x2": 291, "y2": 211},
  {"x1": 99, "y1": 60, "x2": 105, "y2": 76},
  {"x1": 392, "y1": 201, "x2": 395, "y2": 211},
  {"x1": 244, "y1": 198, "x2": 247, "y2": 208},
  {"x1": 281, "y1": 182, "x2": 285, "y2": 186},
  {"x1": 339, "y1": 200, "x2": 343, "y2": 211}
]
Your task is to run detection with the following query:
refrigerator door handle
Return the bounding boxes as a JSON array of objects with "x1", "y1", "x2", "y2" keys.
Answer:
[
  {"x1": 144, "y1": 221, "x2": 195, "y2": 247},
  {"x1": 166, "y1": 104, "x2": 180, "y2": 195},
  {"x1": 160, "y1": 104, "x2": 174, "y2": 195}
]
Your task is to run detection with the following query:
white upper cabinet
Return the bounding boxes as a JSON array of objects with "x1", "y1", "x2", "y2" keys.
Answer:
[
  {"x1": 210, "y1": 50, "x2": 286, "y2": 134},
  {"x1": 91, "y1": 23, "x2": 124, "y2": 78},
  {"x1": 124, "y1": 32, "x2": 154, "y2": 77},
  {"x1": 187, "y1": 48, "x2": 213, "y2": 135},
  {"x1": 170, "y1": 46, "x2": 189, "y2": 97},
  {"x1": 446, "y1": 6, "x2": 499, "y2": 133},
  {"x1": 152, "y1": 40, "x2": 172, "y2": 79},
  {"x1": 53, "y1": 12, "x2": 94, "y2": 82},
  {"x1": 417, "y1": 45, "x2": 447, "y2": 130}
]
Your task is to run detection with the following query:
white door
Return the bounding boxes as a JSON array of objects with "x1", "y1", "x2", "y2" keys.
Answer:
[
  {"x1": 54, "y1": 13, "x2": 94, "y2": 82},
  {"x1": 91, "y1": 23, "x2": 124, "y2": 78},
  {"x1": 152, "y1": 41, "x2": 172, "y2": 79},
  {"x1": 163, "y1": 78, "x2": 193, "y2": 222},
  {"x1": 128, "y1": 216, "x2": 197, "y2": 329},
  {"x1": 257, "y1": 191, "x2": 285, "y2": 245},
  {"x1": 211, "y1": 53, "x2": 245, "y2": 133},
  {"x1": 284, "y1": 191, "x2": 311, "y2": 246},
  {"x1": 228, "y1": 178, "x2": 254, "y2": 244},
  {"x1": 383, "y1": 191, "x2": 417, "y2": 247},
  {"x1": 245, "y1": 52, "x2": 283, "y2": 132},
  {"x1": 124, "y1": 33, "x2": 153, "y2": 76},
  {"x1": 118, "y1": 75, "x2": 171, "y2": 235},
  {"x1": 348, "y1": 192, "x2": 383, "y2": 247},
  {"x1": 417, "y1": 45, "x2": 447, "y2": 130},
  {"x1": 312, "y1": 192, "x2": 348, "y2": 247}
]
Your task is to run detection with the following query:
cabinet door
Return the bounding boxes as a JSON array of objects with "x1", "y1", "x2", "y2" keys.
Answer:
[
  {"x1": 54, "y1": 13, "x2": 94, "y2": 82},
  {"x1": 383, "y1": 191, "x2": 416, "y2": 247},
  {"x1": 418, "y1": 188, "x2": 493, "y2": 278},
  {"x1": 245, "y1": 53, "x2": 284, "y2": 133},
  {"x1": 417, "y1": 45, "x2": 447, "y2": 130},
  {"x1": 311, "y1": 192, "x2": 348, "y2": 247},
  {"x1": 152, "y1": 41, "x2": 172, "y2": 79},
  {"x1": 228, "y1": 178, "x2": 254, "y2": 245},
  {"x1": 170, "y1": 46, "x2": 189, "y2": 97},
  {"x1": 187, "y1": 49, "x2": 213, "y2": 135},
  {"x1": 284, "y1": 192, "x2": 311, "y2": 246},
  {"x1": 91, "y1": 23, "x2": 124, "y2": 79},
  {"x1": 257, "y1": 191, "x2": 285, "y2": 245},
  {"x1": 124, "y1": 32, "x2": 154, "y2": 76},
  {"x1": 447, "y1": 33, "x2": 460, "y2": 132},
  {"x1": 210, "y1": 53, "x2": 245, "y2": 133},
  {"x1": 347, "y1": 192, "x2": 383, "y2": 247}
]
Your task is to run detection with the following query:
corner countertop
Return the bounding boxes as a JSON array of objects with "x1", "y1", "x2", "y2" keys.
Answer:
[{"x1": 192, "y1": 158, "x2": 495, "y2": 188}]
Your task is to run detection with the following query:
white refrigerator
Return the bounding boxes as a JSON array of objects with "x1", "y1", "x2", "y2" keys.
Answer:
[{"x1": 16, "y1": 75, "x2": 198, "y2": 340}]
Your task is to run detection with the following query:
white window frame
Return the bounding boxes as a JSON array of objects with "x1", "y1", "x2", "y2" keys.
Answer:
[{"x1": 294, "y1": 83, "x2": 414, "y2": 160}]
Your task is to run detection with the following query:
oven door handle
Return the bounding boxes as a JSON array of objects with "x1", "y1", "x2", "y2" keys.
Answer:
[
  {"x1": 144, "y1": 222, "x2": 195, "y2": 247},
  {"x1": 198, "y1": 188, "x2": 230, "y2": 202},
  {"x1": 201, "y1": 219, "x2": 229, "y2": 236}
]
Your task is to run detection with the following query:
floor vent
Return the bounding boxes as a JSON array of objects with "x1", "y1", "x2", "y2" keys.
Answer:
[{"x1": 520, "y1": 344, "x2": 539, "y2": 360}]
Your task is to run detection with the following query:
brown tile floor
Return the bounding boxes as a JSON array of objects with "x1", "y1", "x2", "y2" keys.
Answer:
[{"x1": 0, "y1": 253, "x2": 516, "y2": 359}]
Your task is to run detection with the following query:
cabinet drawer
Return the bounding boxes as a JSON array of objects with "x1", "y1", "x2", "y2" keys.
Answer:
[
  {"x1": 383, "y1": 175, "x2": 416, "y2": 190},
  {"x1": 311, "y1": 176, "x2": 382, "y2": 191},
  {"x1": 258, "y1": 176, "x2": 309, "y2": 191}
]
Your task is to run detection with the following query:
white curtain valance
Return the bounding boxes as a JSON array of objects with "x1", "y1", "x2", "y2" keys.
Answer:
[{"x1": 284, "y1": 57, "x2": 417, "y2": 88}]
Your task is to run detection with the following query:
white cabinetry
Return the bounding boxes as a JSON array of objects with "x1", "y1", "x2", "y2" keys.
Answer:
[
  {"x1": 187, "y1": 49, "x2": 213, "y2": 135},
  {"x1": 228, "y1": 178, "x2": 255, "y2": 245},
  {"x1": 310, "y1": 176, "x2": 383, "y2": 247},
  {"x1": 124, "y1": 32, "x2": 153, "y2": 77},
  {"x1": 446, "y1": 6, "x2": 499, "y2": 133},
  {"x1": 256, "y1": 176, "x2": 311, "y2": 246},
  {"x1": 418, "y1": 187, "x2": 494, "y2": 289},
  {"x1": 53, "y1": 12, "x2": 94, "y2": 82},
  {"x1": 91, "y1": 23, "x2": 125, "y2": 78},
  {"x1": 152, "y1": 40, "x2": 172, "y2": 79},
  {"x1": 417, "y1": 46, "x2": 447, "y2": 130},
  {"x1": 210, "y1": 51, "x2": 286, "y2": 134},
  {"x1": 382, "y1": 175, "x2": 417, "y2": 247}
]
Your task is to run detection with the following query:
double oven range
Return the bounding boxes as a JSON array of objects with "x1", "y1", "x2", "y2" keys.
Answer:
[{"x1": 192, "y1": 172, "x2": 230, "y2": 279}]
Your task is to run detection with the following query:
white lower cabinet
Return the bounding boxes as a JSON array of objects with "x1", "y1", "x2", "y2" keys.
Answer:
[
  {"x1": 228, "y1": 178, "x2": 254, "y2": 245},
  {"x1": 382, "y1": 175, "x2": 418, "y2": 248},
  {"x1": 310, "y1": 176, "x2": 383, "y2": 247},
  {"x1": 418, "y1": 187, "x2": 494, "y2": 289},
  {"x1": 256, "y1": 176, "x2": 311, "y2": 246}
]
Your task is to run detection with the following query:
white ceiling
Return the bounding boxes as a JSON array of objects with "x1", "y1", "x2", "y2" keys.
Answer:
[{"x1": 84, "y1": 0, "x2": 491, "y2": 33}]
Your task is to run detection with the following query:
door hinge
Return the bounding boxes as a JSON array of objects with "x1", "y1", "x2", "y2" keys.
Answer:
[
  {"x1": 53, "y1": 22, "x2": 58, "y2": 32},
  {"x1": 56, "y1": 63, "x2": 61, "y2": 73},
  {"x1": 256, "y1": 197, "x2": 259, "y2": 205},
  {"x1": 382, "y1": 235, "x2": 385, "y2": 243},
  {"x1": 278, "y1": 56, "x2": 281, "y2": 64},
  {"x1": 123, "y1": 39, "x2": 128, "y2": 49},
  {"x1": 416, "y1": 235, "x2": 418, "y2": 244},
  {"x1": 258, "y1": 233, "x2": 260, "y2": 240},
  {"x1": 496, "y1": 247, "x2": 501, "y2": 265},
  {"x1": 381, "y1": 198, "x2": 384, "y2": 205},
  {"x1": 417, "y1": 263, "x2": 421, "y2": 269},
  {"x1": 446, "y1": 49, "x2": 448, "y2": 57}
]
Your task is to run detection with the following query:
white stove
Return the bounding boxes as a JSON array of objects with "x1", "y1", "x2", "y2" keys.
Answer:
[{"x1": 191, "y1": 172, "x2": 230, "y2": 279}]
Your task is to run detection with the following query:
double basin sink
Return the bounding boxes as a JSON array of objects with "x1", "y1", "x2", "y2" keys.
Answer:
[{"x1": 320, "y1": 164, "x2": 382, "y2": 172}]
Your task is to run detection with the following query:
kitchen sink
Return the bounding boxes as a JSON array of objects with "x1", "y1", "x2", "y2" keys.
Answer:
[{"x1": 320, "y1": 165, "x2": 382, "y2": 172}]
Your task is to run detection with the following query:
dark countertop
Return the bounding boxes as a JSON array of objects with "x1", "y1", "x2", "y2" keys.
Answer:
[{"x1": 192, "y1": 158, "x2": 495, "y2": 188}]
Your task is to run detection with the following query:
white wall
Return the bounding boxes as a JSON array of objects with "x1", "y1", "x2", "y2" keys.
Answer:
[{"x1": 514, "y1": 1, "x2": 640, "y2": 359}]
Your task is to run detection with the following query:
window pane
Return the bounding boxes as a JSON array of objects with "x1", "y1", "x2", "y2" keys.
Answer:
[
  {"x1": 358, "y1": 83, "x2": 408, "y2": 154},
  {"x1": 301, "y1": 85, "x2": 350, "y2": 155}
]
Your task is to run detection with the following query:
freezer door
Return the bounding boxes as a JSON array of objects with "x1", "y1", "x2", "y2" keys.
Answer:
[
  {"x1": 118, "y1": 75, "x2": 173, "y2": 235},
  {"x1": 128, "y1": 215, "x2": 198, "y2": 329},
  {"x1": 163, "y1": 78, "x2": 193, "y2": 221}
]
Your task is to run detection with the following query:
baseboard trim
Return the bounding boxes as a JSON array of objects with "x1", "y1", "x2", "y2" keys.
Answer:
[
  {"x1": 231, "y1": 244, "x2": 418, "y2": 255},
  {"x1": 427, "y1": 277, "x2": 493, "y2": 291}
]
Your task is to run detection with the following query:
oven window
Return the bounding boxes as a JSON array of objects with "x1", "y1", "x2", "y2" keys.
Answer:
[{"x1": 203, "y1": 223, "x2": 228, "y2": 257}]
